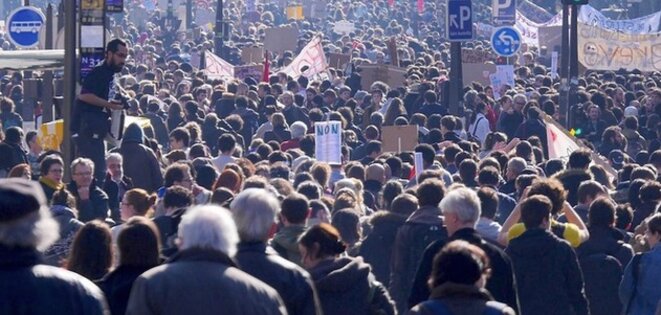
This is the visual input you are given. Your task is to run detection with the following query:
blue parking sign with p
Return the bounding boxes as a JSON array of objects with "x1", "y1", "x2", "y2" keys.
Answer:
[
  {"x1": 447, "y1": 0, "x2": 473, "y2": 41},
  {"x1": 6, "y1": 6, "x2": 45, "y2": 48}
]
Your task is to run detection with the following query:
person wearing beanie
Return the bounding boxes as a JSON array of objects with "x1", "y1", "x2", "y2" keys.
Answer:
[
  {"x1": 281, "y1": 121, "x2": 307, "y2": 152},
  {"x1": 119, "y1": 123, "x2": 163, "y2": 193},
  {"x1": 0, "y1": 126, "x2": 27, "y2": 178},
  {"x1": 0, "y1": 178, "x2": 109, "y2": 314}
]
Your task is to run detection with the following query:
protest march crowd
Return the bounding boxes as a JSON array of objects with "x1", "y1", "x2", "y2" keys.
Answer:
[{"x1": 2, "y1": 0, "x2": 661, "y2": 314}]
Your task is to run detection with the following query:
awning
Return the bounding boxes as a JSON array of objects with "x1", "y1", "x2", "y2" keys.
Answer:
[{"x1": 0, "y1": 49, "x2": 65, "y2": 71}]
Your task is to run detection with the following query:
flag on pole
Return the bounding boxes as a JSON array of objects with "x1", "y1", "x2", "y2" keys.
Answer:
[
  {"x1": 388, "y1": 0, "x2": 395, "y2": 7},
  {"x1": 204, "y1": 50, "x2": 234, "y2": 79},
  {"x1": 546, "y1": 120, "x2": 580, "y2": 161},
  {"x1": 262, "y1": 50, "x2": 270, "y2": 82},
  {"x1": 417, "y1": 0, "x2": 424, "y2": 14},
  {"x1": 281, "y1": 35, "x2": 328, "y2": 79}
]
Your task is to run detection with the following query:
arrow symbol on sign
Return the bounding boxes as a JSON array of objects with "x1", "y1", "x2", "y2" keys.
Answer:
[
  {"x1": 498, "y1": 32, "x2": 517, "y2": 46},
  {"x1": 450, "y1": 14, "x2": 460, "y2": 29}
]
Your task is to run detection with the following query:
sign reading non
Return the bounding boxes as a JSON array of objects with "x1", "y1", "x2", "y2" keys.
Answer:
[
  {"x1": 315, "y1": 121, "x2": 342, "y2": 165},
  {"x1": 491, "y1": 26, "x2": 522, "y2": 57},
  {"x1": 6, "y1": 6, "x2": 45, "y2": 48},
  {"x1": 492, "y1": 0, "x2": 516, "y2": 25},
  {"x1": 446, "y1": 0, "x2": 473, "y2": 41}
]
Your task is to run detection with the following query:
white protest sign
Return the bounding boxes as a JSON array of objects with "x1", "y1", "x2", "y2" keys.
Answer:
[
  {"x1": 547, "y1": 119, "x2": 580, "y2": 161},
  {"x1": 490, "y1": 65, "x2": 515, "y2": 99},
  {"x1": 578, "y1": 5, "x2": 660, "y2": 34},
  {"x1": 551, "y1": 51, "x2": 558, "y2": 79},
  {"x1": 315, "y1": 121, "x2": 342, "y2": 164},
  {"x1": 333, "y1": 20, "x2": 355, "y2": 35},
  {"x1": 414, "y1": 152, "x2": 424, "y2": 181}
]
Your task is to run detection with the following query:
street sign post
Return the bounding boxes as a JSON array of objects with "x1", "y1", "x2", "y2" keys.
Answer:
[
  {"x1": 491, "y1": 26, "x2": 522, "y2": 57},
  {"x1": 6, "y1": 6, "x2": 45, "y2": 48},
  {"x1": 492, "y1": 0, "x2": 516, "y2": 25},
  {"x1": 446, "y1": 0, "x2": 473, "y2": 41}
]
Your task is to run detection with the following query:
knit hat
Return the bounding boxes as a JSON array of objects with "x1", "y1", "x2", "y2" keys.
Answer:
[
  {"x1": 122, "y1": 123, "x2": 144, "y2": 144},
  {"x1": 624, "y1": 106, "x2": 638, "y2": 117},
  {"x1": 0, "y1": 178, "x2": 46, "y2": 222}
]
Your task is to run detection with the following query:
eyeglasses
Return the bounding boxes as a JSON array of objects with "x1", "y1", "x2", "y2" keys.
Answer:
[
  {"x1": 74, "y1": 172, "x2": 93, "y2": 177},
  {"x1": 49, "y1": 169, "x2": 64, "y2": 174}
]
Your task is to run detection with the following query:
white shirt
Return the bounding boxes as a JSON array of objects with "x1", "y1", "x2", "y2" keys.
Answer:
[
  {"x1": 212, "y1": 154, "x2": 236, "y2": 172},
  {"x1": 469, "y1": 113, "x2": 491, "y2": 145}
]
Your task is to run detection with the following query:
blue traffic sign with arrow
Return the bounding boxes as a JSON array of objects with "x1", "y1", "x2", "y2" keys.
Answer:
[
  {"x1": 491, "y1": 26, "x2": 522, "y2": 57},
  {"x1": 6, "y1": 6, "x2": 45, "y2": 48}
]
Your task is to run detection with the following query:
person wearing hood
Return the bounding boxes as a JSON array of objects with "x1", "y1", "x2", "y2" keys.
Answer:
[
  {"x1": 298, "y1": 223, "x2": 396, "y2": 315},
  {"x1": 44, "y1": 189, "x2": 84, "y2": 266},
  {"x1": 514, "y1": 106, "x2": 548, "y2": 158},
  {"x1": 119, "y1": 123, "x2": 163, "y2": 193},
  {"x1": 577, "y1": 197, "x2": 633, "y2": 315},
  {"x1": 271, "y1": 193, "x2": 310, "y2": 266},
  {"x1": 505, "y1": 195, "x2": 589, "y2": 315},
  {"x1": 0, "y1": 126, "x2": 27, "y2": 177},
  {"x1": 553, "y1": 149, "x2": 594, "y2": 207}
]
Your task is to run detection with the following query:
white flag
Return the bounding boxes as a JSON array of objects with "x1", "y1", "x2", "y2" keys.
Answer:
[
  {"x1": 546, "y1": 120, "x2": 580, "y2": 161},
  {"x1": 205, "y1": 51, "x2": 234, "y2": 79},
  {"x1": 281, "y1": 36, "x2": 328, "y2": 79}
]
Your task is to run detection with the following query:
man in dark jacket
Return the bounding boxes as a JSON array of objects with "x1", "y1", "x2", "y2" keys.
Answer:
[
  {"x1": 232, "y1": 95, "x2": 260, "y2": 145},
  {"x1": 103, "y1": 153, "x2": 134, "y2": 222},
  {"x1": 142, "y1": 101, "x2": 170, "y2": 148},
  {"x1": 281, "y1": 91, "x2": 310, "y2": 126},
  {"x1": 409, "y1": 187, "x2": 520, "y2": 312},
  {"x1": 126, "y1": 205, "x2": 287, "y2": 315},
  {"x1": 0, "y1": 126, "x2": 27, "y2": 177},
  {"x1": 577, "y1": 197, "x2": 633, "y2": 315},
  {"x1": 390, "y1": 179, "x2": 448, "y2": 313},
  {"x1": 506, "y1": 195, "x2": 589, "y2": 315},
  {"x1": 68, "y1": 158, "x2": 111, "y2": 223},
  {"x1": 514, "y1": 106, "x2": 548, "y2": 157},
  {"x1": 553, "y1": 149, "x2": 593, "y2": 206},
  {"x1": 231, "y1": 189, "x2": 322, "y2": 315},
  {"x1": 119, "y1": 123, "x2": 163, "y2": 193},
  {"x1": 0, "y1": 178, "x2": 108, "y2": 314}
]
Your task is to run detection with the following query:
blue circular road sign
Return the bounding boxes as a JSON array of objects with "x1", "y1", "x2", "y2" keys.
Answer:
[
  {"x1": 491, "y1": 26, "x2": 522, "y2": 57},
  {"x1": 6, "y1": 6, "x2": 45, "y2": 48}
]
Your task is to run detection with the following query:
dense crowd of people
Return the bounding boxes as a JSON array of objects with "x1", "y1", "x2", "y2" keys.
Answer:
[{"x1": 1, "y1": 0, "x2": 661, "y2": 314}]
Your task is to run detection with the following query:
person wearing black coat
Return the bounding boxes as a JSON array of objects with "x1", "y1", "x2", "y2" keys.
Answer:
[
  {"x1": 0, "y1": 178, "x2": 108, "y2": 315},
  {"x1": 505, "y1": 195, "x2": 589, "y2": 315},
  {"x1": 230, "y1": 189, "x2": 322, "y2": 315},
  {"x1": 118, "y1": 123, "x2": 163, "y2": 193},
  {"x1": 67, "y1": 159, "x2": 111, "y2": 223},
  {"x1": 358, "y1": 211, "x2": 407, "y2": 284},
  {"x1": 0, "y1": 126, "x2": 27, "y2": 177},
  {"x1": 103, "y1": 170, "x2": 134, "y2": 223},
  {"x1": 142, "y1": 105, "x2": 170, "y2": 149},
  {"x1": 409, "y1": 187, "x2": 520, "y2": 313},
  {"x1": 514, "y1": 106, "x2": 548, "y2": 157}
]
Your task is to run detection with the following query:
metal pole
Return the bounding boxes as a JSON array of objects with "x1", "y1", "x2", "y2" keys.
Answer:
[
  {"x1": 63, "y1": 0, "x2": 76, "y2": 182},
  {"x1": 214, "y1": 0, "x2": 224, "y2": 56},
  {"x1": 448, "y1": 42, "x2": 463, "y2": 116},
  {"x1": 569, "y1": 4, "x2": 579, "y2": 129},
  {"x1": 186, "y1": 0, "x2": 193, "y2": 29},
  {"x1": 45, "y1": 4, "x2": 53, "y2": 49},
  {"x1": 559, "y1": 4, "x2": 570, "y2": 127}
]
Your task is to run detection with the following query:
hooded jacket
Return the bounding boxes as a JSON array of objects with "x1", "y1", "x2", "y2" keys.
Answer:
[
  {"x1": 310, "y1": 256, "x2": 396, "y2": 315},
  {"x1": 359, "y1": 211, "x2": 407, "y2": 284},
  {"x1": 271, "y1": 225, "x2": 307, "y2": 266},
  {"x1": 506, "y1": 228, "x2": 589, "y2": 315},
  {"x1": 119, "y1": 123, "x2": 163, "y2": 193},
  {"x1": 406, "y1": 283, "x2": 515, "y2": 315}
]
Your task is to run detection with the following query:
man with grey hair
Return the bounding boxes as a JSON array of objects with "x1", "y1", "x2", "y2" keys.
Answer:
[
  {"x1": 231, "y1": 188, "x2": 322, "y2": 315},
  {"x1": 127, "y1": 205, "x2": 287, "y2": 315},
  {"x1": 0, "y1": 178, "x2": 108, "y2": 314},
  {"x1": 103, "y1": 152, "x2": 133, "y2": 222},
  {"x1": 281, "y1": 121, "x2": 308, "y2": 152},
  {"x1": 67, "y1": 157, "x2": 111, "y2": 223},
  {"x1": 500, "y1": 157, "x2": 527, "y2": 196},
  {"x1": 409, "y1": 187, "x2": 520, "y2": 313}
]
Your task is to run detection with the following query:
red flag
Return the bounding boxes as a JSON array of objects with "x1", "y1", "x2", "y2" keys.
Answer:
[
  {"x1": 262, "y1": 50, "x2": 270, "y2": 82},
  {"x1": 417, "y1": 0, "x2": 424, "y2": 14},
  {"x1": 388, "y1": 0, "x2": 394, "y2": 7}
]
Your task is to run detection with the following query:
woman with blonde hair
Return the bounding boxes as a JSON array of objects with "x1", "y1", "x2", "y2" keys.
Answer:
[{"x1": 111, "y1": 188, "x2": 157, "y2": 242}]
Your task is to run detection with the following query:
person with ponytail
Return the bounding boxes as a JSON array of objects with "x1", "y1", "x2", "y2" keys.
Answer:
[
  {"x1": 297, "y1": 223, "x2": 396, "y2": 315},
  {"x1": 111, "y1": 188, "x2": 157, "y2": 243}
]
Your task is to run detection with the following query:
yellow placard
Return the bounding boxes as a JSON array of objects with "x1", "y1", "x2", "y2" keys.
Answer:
[
  {"x1": 38, "y1": 116, "x2": 152, "y2": 151},
  {"x1": 286, "y1": 6, "x2": 304, "y2": 20}
]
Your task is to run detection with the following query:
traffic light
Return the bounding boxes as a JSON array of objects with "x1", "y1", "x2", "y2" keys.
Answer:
[{"x1": 562, "y1": 0, "x2": 589, "y2": 5}]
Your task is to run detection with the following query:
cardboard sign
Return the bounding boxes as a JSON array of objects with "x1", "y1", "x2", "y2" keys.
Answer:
[
  {"x1": 328, "y1": 53, "x2": 351, "y2": 70},
  {"x1": 333, "y1": 20, "x2": 355, "y2": 35},
  {"x1": 315, "y1": 121, "x2": 342, "y2": 164},
  {"x1": 538, "y1": 25, "x2": 562, "y2": 51},
  {"x1": 234, "y1": 64, "x2": 264, "y2": 81},
  {"x1": 462, "y1": 63, "x2": 497, "y2": 87},
  {"x1": 241, "y1": 46, "x2": 264, "y2": 64},
  {"x1": 381, "y1": 125, "x2": 418, "y2": 153},
  {"x1": 359, "y1": 64, "x2": 407, "y2": 90},
  {"x1": 286, "y1": 6, "x2": 304, "y2": 20},
  {"x1": 264, "y1": 26, "x2": 298, "y2": 53}
]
